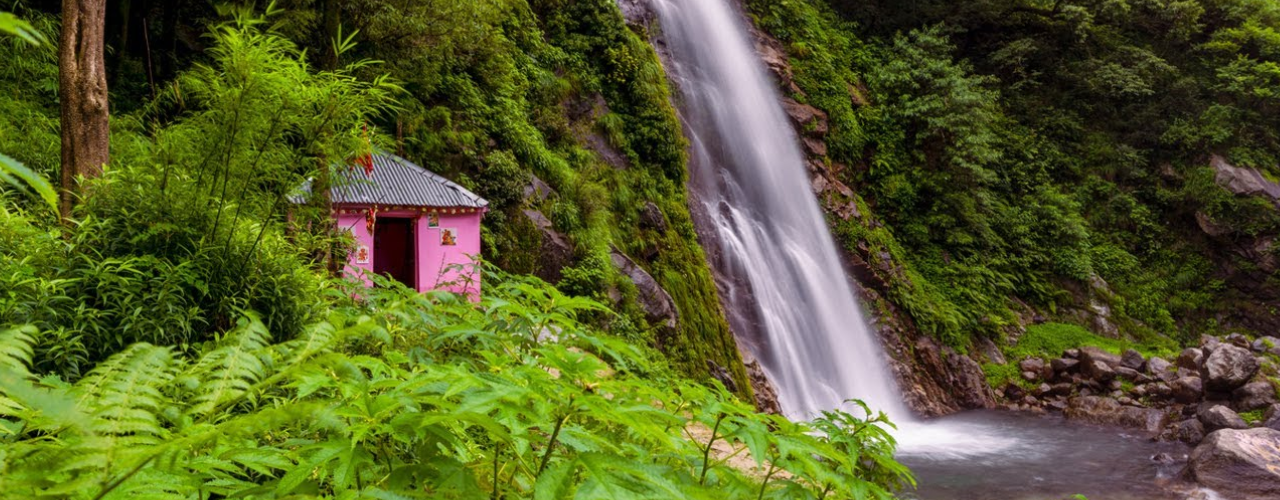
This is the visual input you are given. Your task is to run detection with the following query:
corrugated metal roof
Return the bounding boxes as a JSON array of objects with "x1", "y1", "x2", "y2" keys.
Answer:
[{"x1": 290, "y1": 153, "x2": 488, "y2": 208}]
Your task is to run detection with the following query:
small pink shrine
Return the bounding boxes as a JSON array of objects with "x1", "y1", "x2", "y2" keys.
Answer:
[{"x1": 296, "y1": 153, "x2": 488, "y2": 298}]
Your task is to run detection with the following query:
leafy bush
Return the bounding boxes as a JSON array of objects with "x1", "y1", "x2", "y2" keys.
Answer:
[{"x1": 0, "y1": 271, "x2": 912, "y2": 499}]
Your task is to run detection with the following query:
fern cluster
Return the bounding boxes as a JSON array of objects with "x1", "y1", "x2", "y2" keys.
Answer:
[{"x1": 0, "y1": 271, "x2": 910, "y2": 499}]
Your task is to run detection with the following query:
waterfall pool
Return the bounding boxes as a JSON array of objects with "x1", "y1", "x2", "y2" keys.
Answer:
[{"x1": 894, "y1": 410, "x2": 1207, "y2": 500}]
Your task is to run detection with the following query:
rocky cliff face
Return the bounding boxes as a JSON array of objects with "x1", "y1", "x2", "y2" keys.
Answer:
[{"x1": 617, "y1": 0, "x2": 993, "y2": 416}]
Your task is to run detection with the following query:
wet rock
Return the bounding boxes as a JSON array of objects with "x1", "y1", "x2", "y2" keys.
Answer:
[
  {"x1": 522, "y1": 174, "x2": 556, "y2": 202},
  {"x1": 1201, "y1": 344, "x2": 1260, "y2": 392},
  {"x1": 1004, "y1": 384, "x2": 1026, "y2": 401},
  {"x1": 781, "y1": 99, "x2": 829, "y2": 137},
  {"x1": 1085, "y1": 360, "x2": 1117, "y2": 382},
  {"x1": 1211, "y1": 153, "x2": 1280, "y2": 200},
  {"x1": 1184, "y1": 427, "x2": 1280, "y2": 500},
  {"x1": 944, "y1": 350, "x2": 996, "y2": 409},
  {"x1": 1051, "y1": 357, "x2": 1079, "y2": 374},
  {"x1": 1147, "y1": 356, "x2": 1175, "y2": 382},
  {"x1": 744, "y1": 359, "x2": 781, "y2": 415},
  {"x1": 638, "y1": 201, "x2": 668, "y2": 234},
  {"x1": 1050, "y1": 383, "x2": 1074, "y2": 397},
  {"x1": 1019, "y1": 357, "x2": 1050, "y2": 380},
  {"x1": 705, "y1": 360, "x2": 739, "y2": 394},
  {"x1": 1251, "y1": 336, "x2": 1280, "y2": 353},
  {"x1": 1115, "y1": 366, "x2": 1152, "y2": 384},
  {"x1": 609, "y1": 249, "x2": 679, "y2": 331},
  {"x1": 1080, "y1": 346, "x2": 1122, "y2": 369},
  {"x1": 1120, "y1": 349, "x2": 1146, "y2": 372},
  {"x1": 1065, "y1": 396, "x2": 1168, "y2": 432},
  {"x1": 974, "y1": 336, "x2": 1006, "y2": 365},
  {"x1": 1263, "y1": 404, "x2": 1280, "y2": 431},
  {"x1": 1173, "y1": 376, "x2": 1204, "y2": 404},
  {"x1": 1232, "y1": 382, "x2": 1278, "y2": 412},
  {"x1": 522, "y1": 210, "x2": 573, "y2": 283},
  {"x1": 1178, "y1": 348, "x2": 1205, "y2": 371},
  {"x1": 1033, "y1": 383, "x2": 1052, "y2": 397},
  {"x1": 1202, "y1": 335, "x2": 1222, "y2": 353},
  {"x1": 1199, "y1": 405, "x2": 1250, "y2": 432},
  {"x1": 1226, "y1": 333, "x2": 1251, "y2": 349},
  {"x1": 1176, "y1": 419, "x2": 1207, "y2": 445}
]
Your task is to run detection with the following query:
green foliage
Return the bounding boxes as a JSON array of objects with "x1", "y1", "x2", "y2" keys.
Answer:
[
  {"x1": 0, "y1": 10, "x2": 44, "y2": 45},
  {"x1": 0, "y1": 12, "x2": 402, "y2": 378},
  {"x1": 747, "y1": 0, "x2": 1280, "y2": 348},
  {"x1": 0, "y1": 271, "x2": 911, "y2": 499},
  {"x1": 1010, "y1": 323, "x2": 1177, "y2": 361},
  {"x1": 0, "y1": 153, "x2": 56, "y2": 214}
]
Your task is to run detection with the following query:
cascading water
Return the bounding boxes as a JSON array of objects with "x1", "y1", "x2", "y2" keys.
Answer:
[
  {"x1": 649, "y1": 0, "x2": 906, "y2": 420},
  {"x1": 644, "y1": 3, "x2": 1201, "y2": 497}
]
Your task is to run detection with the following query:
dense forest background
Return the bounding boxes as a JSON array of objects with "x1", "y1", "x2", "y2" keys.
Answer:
[
  {"x1": 744, "y1": 0, "x2": 1280, "y2": 351},
  {"x1": 3, "y1": 0, "x2": 1280, "y2": 496}
]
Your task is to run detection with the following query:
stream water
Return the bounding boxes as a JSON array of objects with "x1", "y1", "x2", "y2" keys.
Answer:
[
  {"x1": 896, "y1": 411, "x2": 1197, "y2": 500},
  {"x1": 647, "y1": 0, "x2": 1202, "y2": 498}
]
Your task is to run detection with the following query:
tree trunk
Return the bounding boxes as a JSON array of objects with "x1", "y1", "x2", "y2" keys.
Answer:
[
  {"x1": 319, "y1": 0, "x2": 342, "y2": 70},
  {"x1": 59, "y1": 0, "x2": 110, "y2": 220}
]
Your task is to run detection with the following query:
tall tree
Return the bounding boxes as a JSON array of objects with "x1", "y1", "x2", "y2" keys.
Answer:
[{"x1": 58, "y1": 0, "x2": 109, "y2": 220}]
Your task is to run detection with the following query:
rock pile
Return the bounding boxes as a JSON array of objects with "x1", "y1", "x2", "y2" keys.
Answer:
[{"x1": 997, "y1": 335, "x2": 1280, "y2": 445}]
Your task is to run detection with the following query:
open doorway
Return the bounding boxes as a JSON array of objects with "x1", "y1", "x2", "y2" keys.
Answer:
[{"x1": 374, "y1": 217, "x2": 416, "y2": 289}]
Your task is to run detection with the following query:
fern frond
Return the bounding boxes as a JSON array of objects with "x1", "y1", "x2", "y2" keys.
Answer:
[
  {"x1": 187, "y1": 315, "x2": 271, "y2": 417},
  {"x1": 0, "y1": 326, "x2": 37, "y2": 376}
]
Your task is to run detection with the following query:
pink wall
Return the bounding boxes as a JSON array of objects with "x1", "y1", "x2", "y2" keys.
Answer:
[{"x1": 335, "y1": 205, "x2": 484, "y2": 299}]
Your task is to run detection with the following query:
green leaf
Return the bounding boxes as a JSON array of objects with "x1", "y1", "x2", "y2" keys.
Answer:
[{"x1": 0, "y1": 153, "x2": 57, "y2": 214}]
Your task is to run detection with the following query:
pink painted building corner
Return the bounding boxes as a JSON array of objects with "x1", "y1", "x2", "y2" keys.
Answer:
[{"x1": 295, "y1": 153, "x2": 488, "y2": 298}]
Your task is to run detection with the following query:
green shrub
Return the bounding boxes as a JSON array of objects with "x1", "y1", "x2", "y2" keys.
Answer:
[{"x1": 0, "y1": 270, "x2": 912, "y2": 499}]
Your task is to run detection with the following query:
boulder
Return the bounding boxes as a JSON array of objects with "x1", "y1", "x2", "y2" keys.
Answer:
[
  {"x1": 1120, "y1": 349, "x2": 1146, "y2": 371},
  {"x1": 1263, "y1": 404, "x2": 1280, "y2": 431},
  {"x1": 1084, "y1": 360, "x2": 1116, "y2": 382},
  {"x1": 1173, "y1": 376, "x2": 1204, "y2": 404},
  {"x1": 1211, "y1": 153, "x2": 1280, "y2": 200},
  {"x1": 1199, "y1": 404, "x2": 1250, "y2": 432},
  {"x1": 1115, "y1": 366, "x2": 1151, "y2": 384},
  {"x1": 1176, "y1": 418, "x2": 1207, "y2": 445},
  {"x1": 1033, "y1": 383, "x2": 1053, "y2": 397},
  {"x1": 1146, "y1": 356, "x2": 1175, "y2": 382},
  {"x1": 1177, "y1": 348, "x2": 1205, "y2": 371},
  {"x1": 1004, "y1": 384, "x2": 1026, "y2": 401},
  {"x1": 1226, "y1": 333, "x2": 1251, "y2": 349},
  {"x1": 1063, "y1": 348, "x2": 1080, "y2": 359},
  {"x1": 1019, "y1": 357, "x2": 1050, "y2": 380},
  {"x1": 1079, "y1": 346, "x2": 1122, "y2": 369},
  {"x1": 1202, "y1": 335, "x2": 1222, "y2": 353},
  {"x1": 705, "y1": 360, "x2": 738, "y2": 393},
  {"x1": 1184, "y1": 427, "x2": 1280, "y2": 500},
  {"x1": 1232, "y1": 382, "x2": 1278, "y2": 413},
  {"x1": 974, "y1": 336, "x2": 1006, "y2": 365},
  {"x1": 609, "y1": 249, "x2": 679, "y2": 331},
  {"x1": 1065, "y1": 396, "x2": 1168, "y2": 432},
  {"x1": 638, "y1": 201, "x2": 668, "y2": 234},
  {"x1": 522, "y1": 210, "x2": 574, "y2": 283},
  {"x1": 1021, "y1": 371, "x2": 1039, "y2": 381},
  {"x1": 1251, "y1": 336, "x2": 1280, "y2": 353},
  {"x1": 1051, "y1": 357, "x2": 1080, "y2": 374},
  {"x1": 1050, "y1": 383, "x2": 1074, "y2": 397},
  {"x1": 1201, "y1": 344, "x2": 1260, "y2": 392},
  {"x1": 744, "y1": 359, "x2": 781, "y2": 415},
  {"x1": 1148, "y1": 382, "x2": 1174, "y2": 400}
]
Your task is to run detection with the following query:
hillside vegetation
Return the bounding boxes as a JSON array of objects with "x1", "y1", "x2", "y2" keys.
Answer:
[
  {"x1": 0, "y1": 6, "x2": 907, "y2": 498},
  {"x1": 745, "y1": 0, "x2": 1280, "y2": 349}
]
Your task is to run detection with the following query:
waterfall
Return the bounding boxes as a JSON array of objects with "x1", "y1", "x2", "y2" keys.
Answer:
[{"x1": 649, "y1": 0, "x2": 908, "y2": 420}]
